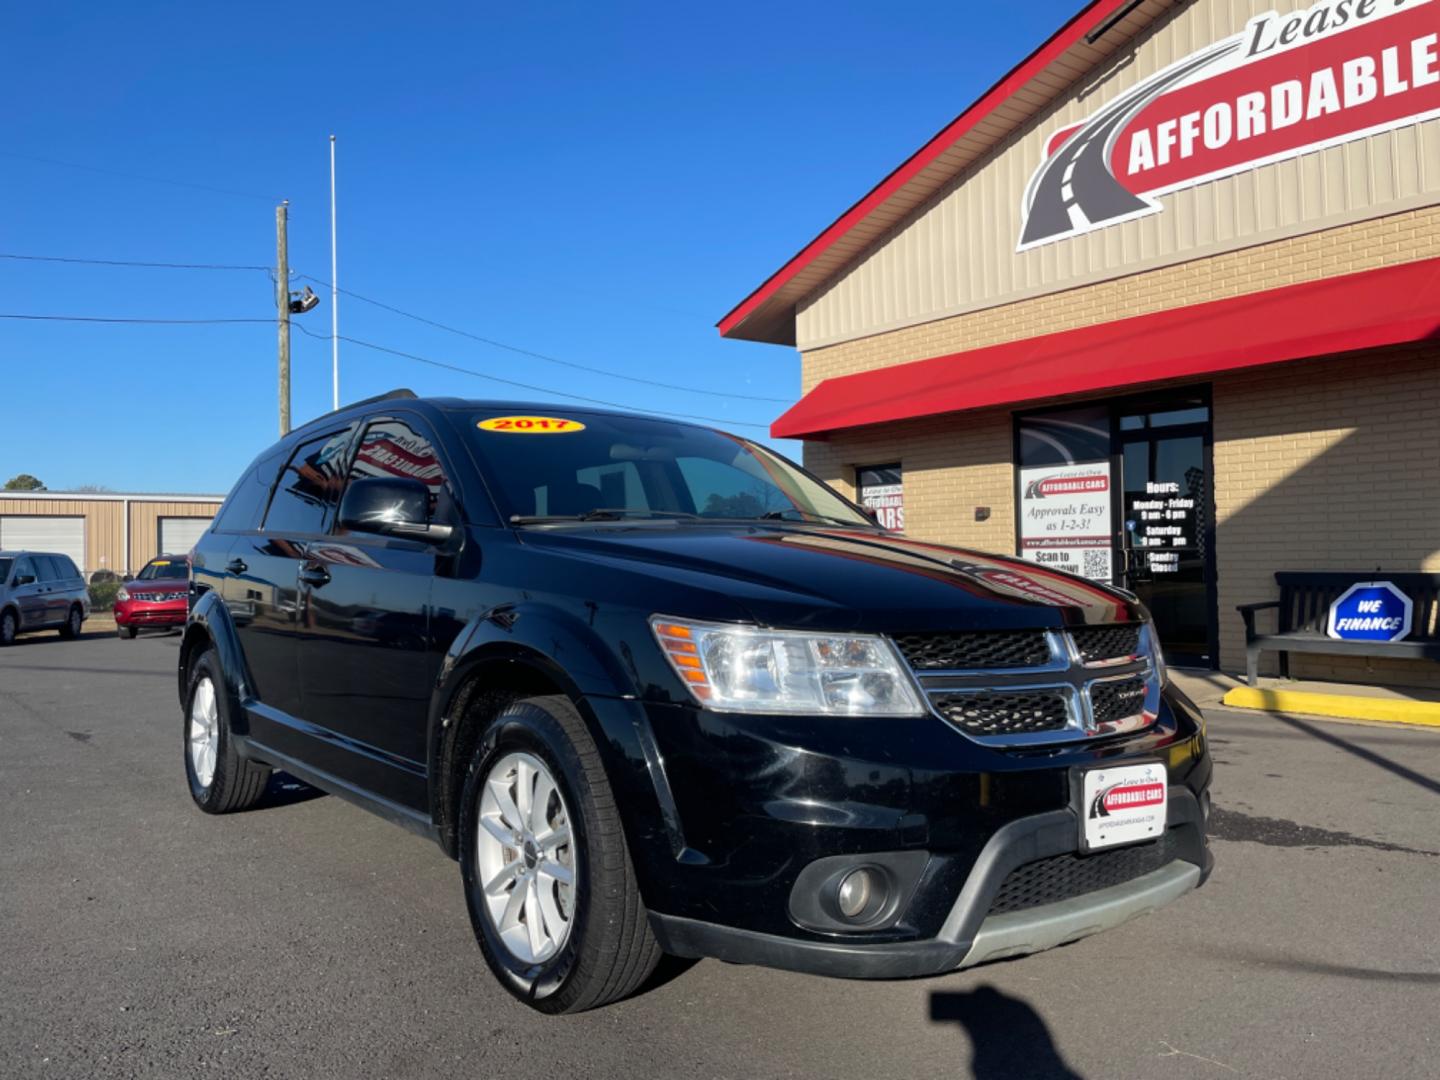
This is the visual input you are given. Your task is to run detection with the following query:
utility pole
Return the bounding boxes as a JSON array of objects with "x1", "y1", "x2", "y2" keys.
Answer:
[
  {"x1": 276, "y1": 200, "x2": 291, "y2": 436},
  {"x1": 329, "y1": 135, "x2": 340, "y2": 411}
]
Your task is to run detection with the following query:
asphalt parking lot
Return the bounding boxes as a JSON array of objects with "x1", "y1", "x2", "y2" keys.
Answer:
[{"x1": 2, "y1": 631, "x2": 1437, "y2": 1080}]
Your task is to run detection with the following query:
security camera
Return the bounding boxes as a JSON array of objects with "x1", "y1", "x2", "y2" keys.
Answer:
[{"x1": 289, "y1": 285, "x2": 320, "y2": 314}]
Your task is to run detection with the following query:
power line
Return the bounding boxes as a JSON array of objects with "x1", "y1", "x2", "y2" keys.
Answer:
[
  {"x1": 0, "y1": 313, "x2": 271, "y2": 325},
  {"x1": 0, "y1": 252, "x2": 271, "y2": 272},
  {"x1": 293, "y1": 323, "x2": 772, "y2": 431},
  {"x1": 295, "y1": 274, "x2": 790, "y2": 405},
  {"x1": 0, "y1": 150, "x2": 281, "y2": 202}
]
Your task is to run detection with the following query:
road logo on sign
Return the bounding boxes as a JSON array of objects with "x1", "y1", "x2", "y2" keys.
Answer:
[
  {"x1": 1018, "y1": 0, "x2": 1440, "y2": 250},
  {"x1": 1327, "y1": 580, "x2": 1413, "y2": 641}
]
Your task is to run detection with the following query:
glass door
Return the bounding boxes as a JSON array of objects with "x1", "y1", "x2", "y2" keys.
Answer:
[{"x1": 1116, "y1": 394, "x2": 1217, "y2": 667}]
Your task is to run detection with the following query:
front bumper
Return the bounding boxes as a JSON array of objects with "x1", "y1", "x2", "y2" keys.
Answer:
[
  {"x1": 649, "y1": 787, "x2": 1210, "y2": 979},
  {"x1": 114, "y1": 600, "x2": 187, "y2": 627},
  {"x1": 617, "y1": 683, "x2": 1212, "y2": 979}
]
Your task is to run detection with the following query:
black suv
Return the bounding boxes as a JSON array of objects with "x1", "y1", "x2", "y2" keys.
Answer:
[{"x1": 182, "y1": 390, "x2": 1212, "y2": 1013}]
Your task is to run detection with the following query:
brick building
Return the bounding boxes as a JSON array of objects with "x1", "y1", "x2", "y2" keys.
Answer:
[{"x1": 722, "y1": 0, "x2": 1440, "y2": 684}]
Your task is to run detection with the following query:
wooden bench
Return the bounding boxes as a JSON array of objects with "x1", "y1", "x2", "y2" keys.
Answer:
[{"x1": 1237, "y1": 572, "x2": 1440, "y2": 686}]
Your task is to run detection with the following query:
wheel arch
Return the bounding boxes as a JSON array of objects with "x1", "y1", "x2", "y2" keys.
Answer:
[{"x1": 179, "y1": 591, "x2": 254, "y2": 734}]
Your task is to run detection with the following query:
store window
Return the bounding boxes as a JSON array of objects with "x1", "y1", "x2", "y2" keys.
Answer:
[
  {"x1": 1014, "y1": 407, "x2": 1113, "y2": 583},
  {"x1": 857, "y1": 464, "x2": 904, "y2": 531}
]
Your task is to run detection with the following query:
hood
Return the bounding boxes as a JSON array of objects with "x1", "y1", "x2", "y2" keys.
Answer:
[{"x1": 516, "y1": 523, "x2": 1141, "y2": 633}]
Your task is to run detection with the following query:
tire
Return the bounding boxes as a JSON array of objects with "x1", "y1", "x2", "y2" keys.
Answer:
[
  {"x1": 184, "y1": 647, "x2": 270, "y2": 814},
  {"x1": 58, "y1": 605, "x2": 83, "y2": 640},
  {"x1": 118, "y1": 626, "x2": 138, "y2": 640},
  {"x1": 0, "y1": 610, "x2": 15, "y2": 647},
  {"x1": 459, "y1": 695, "x2": 661, "y2": 1013}
]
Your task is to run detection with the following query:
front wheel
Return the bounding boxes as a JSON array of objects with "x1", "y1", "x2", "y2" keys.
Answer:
[
  {"x1": 459, "y1": 695, "x2": 661, "y2": 1013},
  {"x1": 184, "y1": 647, "x2": 270, "y2": 813},
  {"x1": 117, "y1": 625, "x2": 137, "y2": 640},
  {"x1": 0, "y1": 610, "x2": 15, "y2": 646}
]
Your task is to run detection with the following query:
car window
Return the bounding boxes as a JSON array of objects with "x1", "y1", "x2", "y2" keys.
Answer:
[
  {"x1": 214, "y1": 446, "x2": 287, "y2": 534},
  {"x1": 468, "y1": 412, "x2": 870, "y2": 525},
  {"x1": 0, "y1": 558, "x2": 12, "y2": 584},
  {"x1": 136, "y1": 559, "x2": 189, "y2": 580},
  {"x1": 13, "y1": 557, "x2": 35, "y2": 582},
  {"x1": 343, "y1": 417, "x2": 452, "y2": 527},
  {"x1": 264, "y1": 429, "x2": 354, "y2": 535},
  {"x1": 34, "y1": 555, "x2": 61, "y2": 581},
  {"x1": 56, "y1": 555, "x2": 81, "y2": 580}
]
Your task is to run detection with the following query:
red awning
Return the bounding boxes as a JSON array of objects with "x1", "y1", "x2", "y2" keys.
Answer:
[{"x1": 773, "y1": 257, "x2": 1440, "y2": 439}]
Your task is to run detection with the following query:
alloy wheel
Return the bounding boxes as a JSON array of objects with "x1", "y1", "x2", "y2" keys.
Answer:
[
  {"x1": 475, "y1": 751, "x2": 576, "y2": 965},
  {"x1": 188, "y1": 676, "x2": 219, "y2": 788}
]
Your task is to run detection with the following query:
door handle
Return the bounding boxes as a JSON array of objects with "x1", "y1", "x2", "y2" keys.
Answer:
[
  {"x1": 299, "y1": 563, "x2": 331, "y2": 588},
  {"x1": 227, "y1": 558, "x2": 248, "y2": 574}
]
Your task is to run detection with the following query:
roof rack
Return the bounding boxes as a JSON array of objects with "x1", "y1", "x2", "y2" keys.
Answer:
[{"x1": 336, "y1": 388, "x2": 417, "y2": 411}]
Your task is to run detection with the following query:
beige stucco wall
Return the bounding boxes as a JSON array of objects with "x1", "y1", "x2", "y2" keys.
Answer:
[
  {"x1": 801, "y1": 205, "x2": 1440, "y2": 393},
  {"x1": 796, "y1": 0, "x2": 1440, "y2": 351},
  {"x1": 803, "y1": 344, "x2": 1440, "y2": 687}
]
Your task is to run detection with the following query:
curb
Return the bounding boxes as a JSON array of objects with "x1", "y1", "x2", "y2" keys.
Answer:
[{"x1": 1220, "y1": 687, "x2": 1440, "y2": 728}]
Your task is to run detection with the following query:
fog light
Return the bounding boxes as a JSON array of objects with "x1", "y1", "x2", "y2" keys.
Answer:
[{"x1": 837, "y1": 868, "x2": 877, "y2": 920}]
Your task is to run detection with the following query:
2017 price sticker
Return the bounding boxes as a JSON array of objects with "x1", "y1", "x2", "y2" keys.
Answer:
[{"x1": 477, "y1": 416, "x2": 587, "y2": 434}]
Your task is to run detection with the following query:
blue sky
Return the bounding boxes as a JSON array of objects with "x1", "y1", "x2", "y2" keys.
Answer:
[{"x1": 2, "y1": 0, "x2": 1082, "y2": 493}]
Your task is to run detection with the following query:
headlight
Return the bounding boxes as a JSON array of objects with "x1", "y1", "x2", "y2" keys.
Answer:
[
  {"x1": 651, "y1": 617, "x2": 925, "y2": 716},
  {"x1": 116, "y1": 587, "x2": 130, "y2": 602}
]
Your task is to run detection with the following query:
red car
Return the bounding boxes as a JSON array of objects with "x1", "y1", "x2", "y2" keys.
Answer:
[{"x1": 115, "y1": 555, "x2": 191, "y2": 638}]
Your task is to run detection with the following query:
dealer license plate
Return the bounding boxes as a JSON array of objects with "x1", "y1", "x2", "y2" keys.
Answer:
[{"x1": 1077, "y1": 762, "x2": 1167, "y2": 851}]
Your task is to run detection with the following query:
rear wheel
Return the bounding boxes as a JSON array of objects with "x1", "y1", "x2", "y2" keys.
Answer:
[
  {"x1": 459, "y1": 695, "x2": 661, "y2": 1013},
  {"x1": 184, "y1": 647, "x2": 270, "y2": 813},
  {"x1": 58, "y1": 605, "x2": 83, "y2": 640},
  {"x1": 0, "y1": 610, "x2": 15, "y2": 646}
]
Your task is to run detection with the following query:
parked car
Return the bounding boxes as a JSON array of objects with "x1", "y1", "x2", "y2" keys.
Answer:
[
  {"x1": 0, "y1": 550, "x2": 90, "y2": 645},
  {"x1": 180, "y1": 391, "x2": 1213, "y2": 1014},
  {"x1": 114, "y1": 555, "x2": 191, "y2": 639}
]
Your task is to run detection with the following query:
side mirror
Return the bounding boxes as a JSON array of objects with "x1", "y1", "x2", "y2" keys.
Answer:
[
  {"x1": 339, "y1": 477, "x2": 454, "y2": 544},
  {"x1": 15, "y1": 574, "x2": 36, "y2": 587}
]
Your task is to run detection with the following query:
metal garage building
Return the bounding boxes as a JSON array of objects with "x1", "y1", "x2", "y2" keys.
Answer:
[{"x1": 0, "y1": 492, "x2": 223, "y2": 578}]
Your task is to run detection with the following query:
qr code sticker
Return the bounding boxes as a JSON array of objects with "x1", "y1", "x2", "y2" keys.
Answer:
[{"x1": 1082, "y1": 549, "x2": 1110, "y2": 582}]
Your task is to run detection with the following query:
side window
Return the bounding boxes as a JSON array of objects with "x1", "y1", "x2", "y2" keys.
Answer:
[
  {"x1": 346, "y1": 418, "x2": 451, "y2": 521},
  {"x1": 214, "y1": 447, "x2": 287, "y2": 533},
  {"x1": 264, "y1": 430, "x2": 354, "y2": 535},
  {"x1": 34, "y1": 556, "x2": 61, "y2": 581},
  {"x1": 57, "y1": 556, "x2": 81, "y2": 580},
  {"x1": 677, "y1": 455, "x2": 792, "y2": 519},
  {"x1": 13, "y1": 557, "x2": 36, "y2": 583}
]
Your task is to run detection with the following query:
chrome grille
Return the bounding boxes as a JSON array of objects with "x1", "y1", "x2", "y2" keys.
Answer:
[
  {"x1": 1090, "y1": 676, "x2": 1147, "y2": 730},
  {"x1": 899, "y1": 624, "x2": 1161, "y2": 746},
  {"x1": 931, "y1": 689, "x2": 1070, "y2": 737},
  {"x1": 894, "y1": 630, "x2": 1050, "y2": 671},
  {"x1": 1071, "y1": 624, "x2": 1142, "y2": 665}
]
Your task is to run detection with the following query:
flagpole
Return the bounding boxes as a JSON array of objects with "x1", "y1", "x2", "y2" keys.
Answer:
[{"x1": 329, "y1": 134, "x2": 339, "y2": 411}]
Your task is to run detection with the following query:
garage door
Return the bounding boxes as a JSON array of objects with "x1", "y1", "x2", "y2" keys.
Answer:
[
  {"x1": 158, "y1": 516, "x2": 213, "y2": 557},
  {"x1": 0, "y1": 516, "x2": 86, "y2": 573}
]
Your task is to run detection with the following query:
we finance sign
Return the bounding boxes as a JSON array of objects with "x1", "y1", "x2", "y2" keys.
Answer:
[{"x1": 1018, "y1": 0, "x2": 1440, "y2": 250}]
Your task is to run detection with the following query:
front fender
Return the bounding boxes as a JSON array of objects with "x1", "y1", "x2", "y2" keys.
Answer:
[{"x1": 181, "y1": 592, "x2": 255, "y2": 735}]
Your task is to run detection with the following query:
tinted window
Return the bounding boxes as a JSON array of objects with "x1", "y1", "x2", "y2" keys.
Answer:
[
  {"x1": 214, "y1": 447, "x2": 287, "y2": 533},
  {"x1": 264, "y1": 430, "x2": 353, "y2": 534},
  {"x1": 13, "y1": 557, "x2": 35, "y2": 582},
  {"x1": 137, "y1": 559, "x2": 189, "y2": 580},
  {"x1": 34, "y1": 556, "x2": 62, "y2": 581},
  {"x1": 56, "y1": 555, "x2": 81, "y2": 580},
  {"x1": 343, "y1": 418, "x2": 453, "y2": 526},
  {"x1": 0, "y1": 558, "x2": 11, "y2": 583},
  {"x1": 468, "y1": 412, "x2": 868, "y2": 525}
]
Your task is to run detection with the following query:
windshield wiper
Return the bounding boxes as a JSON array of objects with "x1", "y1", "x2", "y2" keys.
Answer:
[
  {"x1": 756, "y1": 509, "x2": 878, "y2": 528},
  {"x1": 510, "y1": 508, "x2": 704, "y2": 525}
]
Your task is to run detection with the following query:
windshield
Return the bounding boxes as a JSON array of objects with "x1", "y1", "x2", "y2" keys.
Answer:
[
  {"x1": 0, "y1": 558, "x2": 10, "y2": 583},
  {"x1": 136, "y1": 559, "x2": 188, "y2": 580},
  {"x1": 467, "y1": 412, "x2": 873, "y2": 526}
]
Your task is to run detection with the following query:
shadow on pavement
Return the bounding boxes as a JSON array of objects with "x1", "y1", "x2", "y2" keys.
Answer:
[
  {"x1": 1207, "y1": 947, "x2": 1440, "y2": 984},
  {"x1": 931, "y1": 985, "x2": 1084, "y2": 1079},
  {"x1": 1273, "y1": 712, "x2": 1440, "y2": 797},
  {"x1": 255, "y1": 771, "x2": 328, "y2": 810}
]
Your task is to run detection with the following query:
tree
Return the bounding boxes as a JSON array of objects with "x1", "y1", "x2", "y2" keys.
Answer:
[{"x1": 3, "y1": 474, "x2": 44, "y2": 491}]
